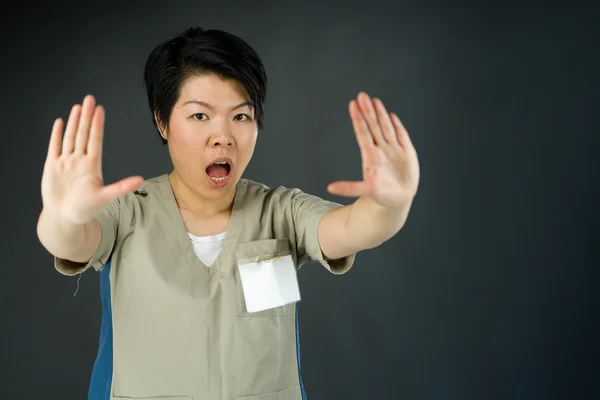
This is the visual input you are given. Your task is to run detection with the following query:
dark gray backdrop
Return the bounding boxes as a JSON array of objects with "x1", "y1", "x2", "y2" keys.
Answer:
[{"x1": 2, "y1": 1, "x2": 598, "y2": 399}]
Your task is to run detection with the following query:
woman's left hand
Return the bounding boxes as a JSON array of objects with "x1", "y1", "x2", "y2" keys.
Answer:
[{"x1": 327, "y1": 92, "x2": 420, "y2": 208}]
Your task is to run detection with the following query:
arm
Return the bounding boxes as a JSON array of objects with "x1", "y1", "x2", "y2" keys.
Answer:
[
  {"x1": 38, "y1": 94, "x2": 141, "y2": 274},
  {"x1": 318, "y1": 197, "x2": 412, "y2": 260},
  {"x1": 37, "y1": 209, "x2": 102, "y2": 263},
  {"x1": 319, "y1": 92, "x2": 420, "y2": 260}
]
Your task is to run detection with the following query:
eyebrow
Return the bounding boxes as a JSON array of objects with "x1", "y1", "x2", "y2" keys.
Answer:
[{"x1": 182, "y1": 100, "x2": 254, "y2": 111}]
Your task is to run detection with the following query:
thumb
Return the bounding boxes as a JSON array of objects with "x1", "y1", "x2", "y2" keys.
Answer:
[
  {"x1": 99, "y1": 176, "x2": 144, "y2": 203},
  {"x1": 327, "y1": 180, "x2": 371, "y2": 198}
]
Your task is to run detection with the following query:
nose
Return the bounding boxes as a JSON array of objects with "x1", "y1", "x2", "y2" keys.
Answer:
[{"x1": 208, "y1": 125, "x2": 234, "y2": 148}]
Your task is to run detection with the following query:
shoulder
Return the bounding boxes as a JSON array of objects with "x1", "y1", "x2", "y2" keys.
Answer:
[
  {"x1": 134, "y1": 174, "x2": 169, "y2": 194},
  {"x1": 240, "y1": 178, "x2": 341, "y2": 212},
  {"x1": 120, "y1": 174, "x2": 168, "y2": 202},
  {"x1": 241, "y1": 178, "x2": 305, "y2": 204},
  {"x1": 111, "y1": 174, "x2": 170, "y2": 220}
]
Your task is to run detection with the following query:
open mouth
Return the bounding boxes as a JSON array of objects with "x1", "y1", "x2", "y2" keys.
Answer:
[{"x1": 205, "y1": 160, "x2": 232, "y2": 183}]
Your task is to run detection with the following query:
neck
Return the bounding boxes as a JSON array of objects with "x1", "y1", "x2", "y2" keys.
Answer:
[{"x1": 168, "y1": 171, "x2": 236, "y2": 218}]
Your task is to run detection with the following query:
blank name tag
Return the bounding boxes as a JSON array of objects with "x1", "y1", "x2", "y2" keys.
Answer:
[{"x1": 238, "y1": 254, "x2": 301, "y2": 313}]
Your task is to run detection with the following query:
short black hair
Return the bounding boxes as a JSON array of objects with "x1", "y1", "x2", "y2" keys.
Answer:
[{"x1": 143, "y1": 27, "x2": 268, "y2": 144}]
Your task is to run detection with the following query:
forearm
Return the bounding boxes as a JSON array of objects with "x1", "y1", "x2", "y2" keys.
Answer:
[
  {"x1": 318, "y1": 196, "x2": 412, "y2": 260},
  {"x1": 345, "y1": 196, "x2": 411, "y2": 250},
  {"x1": 37, "y1": 209, "x2": 101, "y2": 263}
]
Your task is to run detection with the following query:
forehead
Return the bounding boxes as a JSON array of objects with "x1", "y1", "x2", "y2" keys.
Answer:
[{"x1": 177, "y1": 74, "x2": 249, "y2": 106}]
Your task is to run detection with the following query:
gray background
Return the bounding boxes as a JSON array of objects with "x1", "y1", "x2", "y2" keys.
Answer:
[{"x1": 1, "y1": 0, "x2": 599, "y2": 399}]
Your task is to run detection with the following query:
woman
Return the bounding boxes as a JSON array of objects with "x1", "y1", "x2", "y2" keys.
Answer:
[{"x1": 37, "y1": 26, "x2": 419, "y2": 400}]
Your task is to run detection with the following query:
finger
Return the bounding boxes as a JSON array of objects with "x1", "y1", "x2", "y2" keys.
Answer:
[
  {"x1": 98, "y1": 176, "x2": 145, "y2": 203},
  {"x1": 357, "y1": 92, "x2": 386, "y2": 146},
  {"x1": 373, "y1": 98, "x2": 399, "y2": 147},
  {"x1": 349, "y1": 100, "x2": 374, "y2": 165},
  {"x1": 327, "y1": 180, "x2": 371, "y2": 198},
  {"x1": 47, "y1": 118, "x2": 64, "y2": 161},
  {"x1": 390, "y1": 112, "x2": 414, "y2": 150},
  {"x1": 75, "y1": 95, "x2": 96, "y2": 154},
  {"x1": 87, "y1": 105, "x2": 105, "y2": 163},
  {"x1": 62, "y1": 104, "x2": 81, "y2": 154}
]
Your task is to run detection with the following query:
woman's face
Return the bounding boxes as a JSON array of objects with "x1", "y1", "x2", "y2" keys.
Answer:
[{"x1": 161, "y1": 73, "x2": 258, "y2": 201}]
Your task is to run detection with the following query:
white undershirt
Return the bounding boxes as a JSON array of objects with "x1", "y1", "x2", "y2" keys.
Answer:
[{"x1": 187, "y1": 231, "x2": 227, "y2": 267}]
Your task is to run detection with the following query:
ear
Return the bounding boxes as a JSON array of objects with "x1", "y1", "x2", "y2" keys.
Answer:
[
  {"x1": 159, "y1": 127, "x2": 168, "y2": 141},
  {"x1": 154, "y1": 112, "x2": 168, "y2": 141}
]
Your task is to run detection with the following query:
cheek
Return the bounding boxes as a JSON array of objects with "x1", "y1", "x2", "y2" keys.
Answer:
[
  {"x1": 237, "y1": 130, "x2": 258, "y2": 156},
  {"x1": 239, "y1": 127, "x2": 258, "y2": 145},
  {"x1": 167, "y1": 125, "x2": 201, "y2": 161},
  {"x1": 169, "y1": 120, "x2": 201, "y2": 146}
]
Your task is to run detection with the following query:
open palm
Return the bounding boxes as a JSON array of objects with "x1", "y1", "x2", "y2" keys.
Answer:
[
  {"x1": 328, "y1": 92, "x2": 420, "y2": 208},
  {"x1": 41, "y1": 95, "x2": 143, "y2": 224}
]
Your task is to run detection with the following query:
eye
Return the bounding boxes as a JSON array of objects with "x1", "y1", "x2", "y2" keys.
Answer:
[
  {"x1": 192, "y1": 113, "x2": 208, "y2": 121},
  {"x1": 234, "y1": 114, "x2": 252, "y2": 122}
]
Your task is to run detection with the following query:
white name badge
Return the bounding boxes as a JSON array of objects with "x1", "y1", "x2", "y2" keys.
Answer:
[{"x1": 238, "y1": 254, "x2": 301, "y2": 313}]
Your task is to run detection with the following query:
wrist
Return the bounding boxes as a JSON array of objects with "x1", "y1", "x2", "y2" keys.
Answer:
[
  {"x1": 359, "y1": 195, "x2": 412, "y2": 217},
  {"x1": 39, "y1": 207, "x2": 87, "y2": 235}
]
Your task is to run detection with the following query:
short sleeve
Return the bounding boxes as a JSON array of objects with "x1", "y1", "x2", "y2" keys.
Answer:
[
  {"x1": 54, "y1": 198, "x2": 120, "y2": 276},
  {"x1": 291, "y1": 189, "x2": 355, "y2": 275}
]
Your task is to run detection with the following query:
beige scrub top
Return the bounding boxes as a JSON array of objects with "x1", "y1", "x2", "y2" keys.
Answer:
[{"x1": 54, "y1": 174, "x2": 355, "y2": 400}]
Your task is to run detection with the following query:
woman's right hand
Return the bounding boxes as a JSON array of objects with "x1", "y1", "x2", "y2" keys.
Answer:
[{"x1": 41, "y1": 95, "x2": 144, "y2": 226}]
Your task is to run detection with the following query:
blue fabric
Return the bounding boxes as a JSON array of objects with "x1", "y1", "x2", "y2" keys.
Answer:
[
  {"x1": 87, "y1": 260, "x2": 113, "y2": 400},
  {"x1": 296, "y1": 303, "x2": 307, "y2": 400}
]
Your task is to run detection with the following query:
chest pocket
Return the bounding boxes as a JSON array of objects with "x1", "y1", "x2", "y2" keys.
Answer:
[{"x1": 235, "y1": 238, "x2": 297, "y2": 318}]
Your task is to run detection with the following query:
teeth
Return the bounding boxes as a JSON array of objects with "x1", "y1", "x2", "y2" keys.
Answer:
[
  {"x1": 214, "y1": 161, "x2": 228, "y2": 165},
  {"x1": 210, "y1": 176, "x2": 227, "y2": 182}
]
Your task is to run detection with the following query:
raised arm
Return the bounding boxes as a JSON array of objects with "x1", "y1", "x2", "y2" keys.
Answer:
[
  {"x1": 37, "y1": 95, "x2": 143, "y2": 266},
  {"x1": 318, "y1": 92, "x2": 420, "y2": 260}
]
